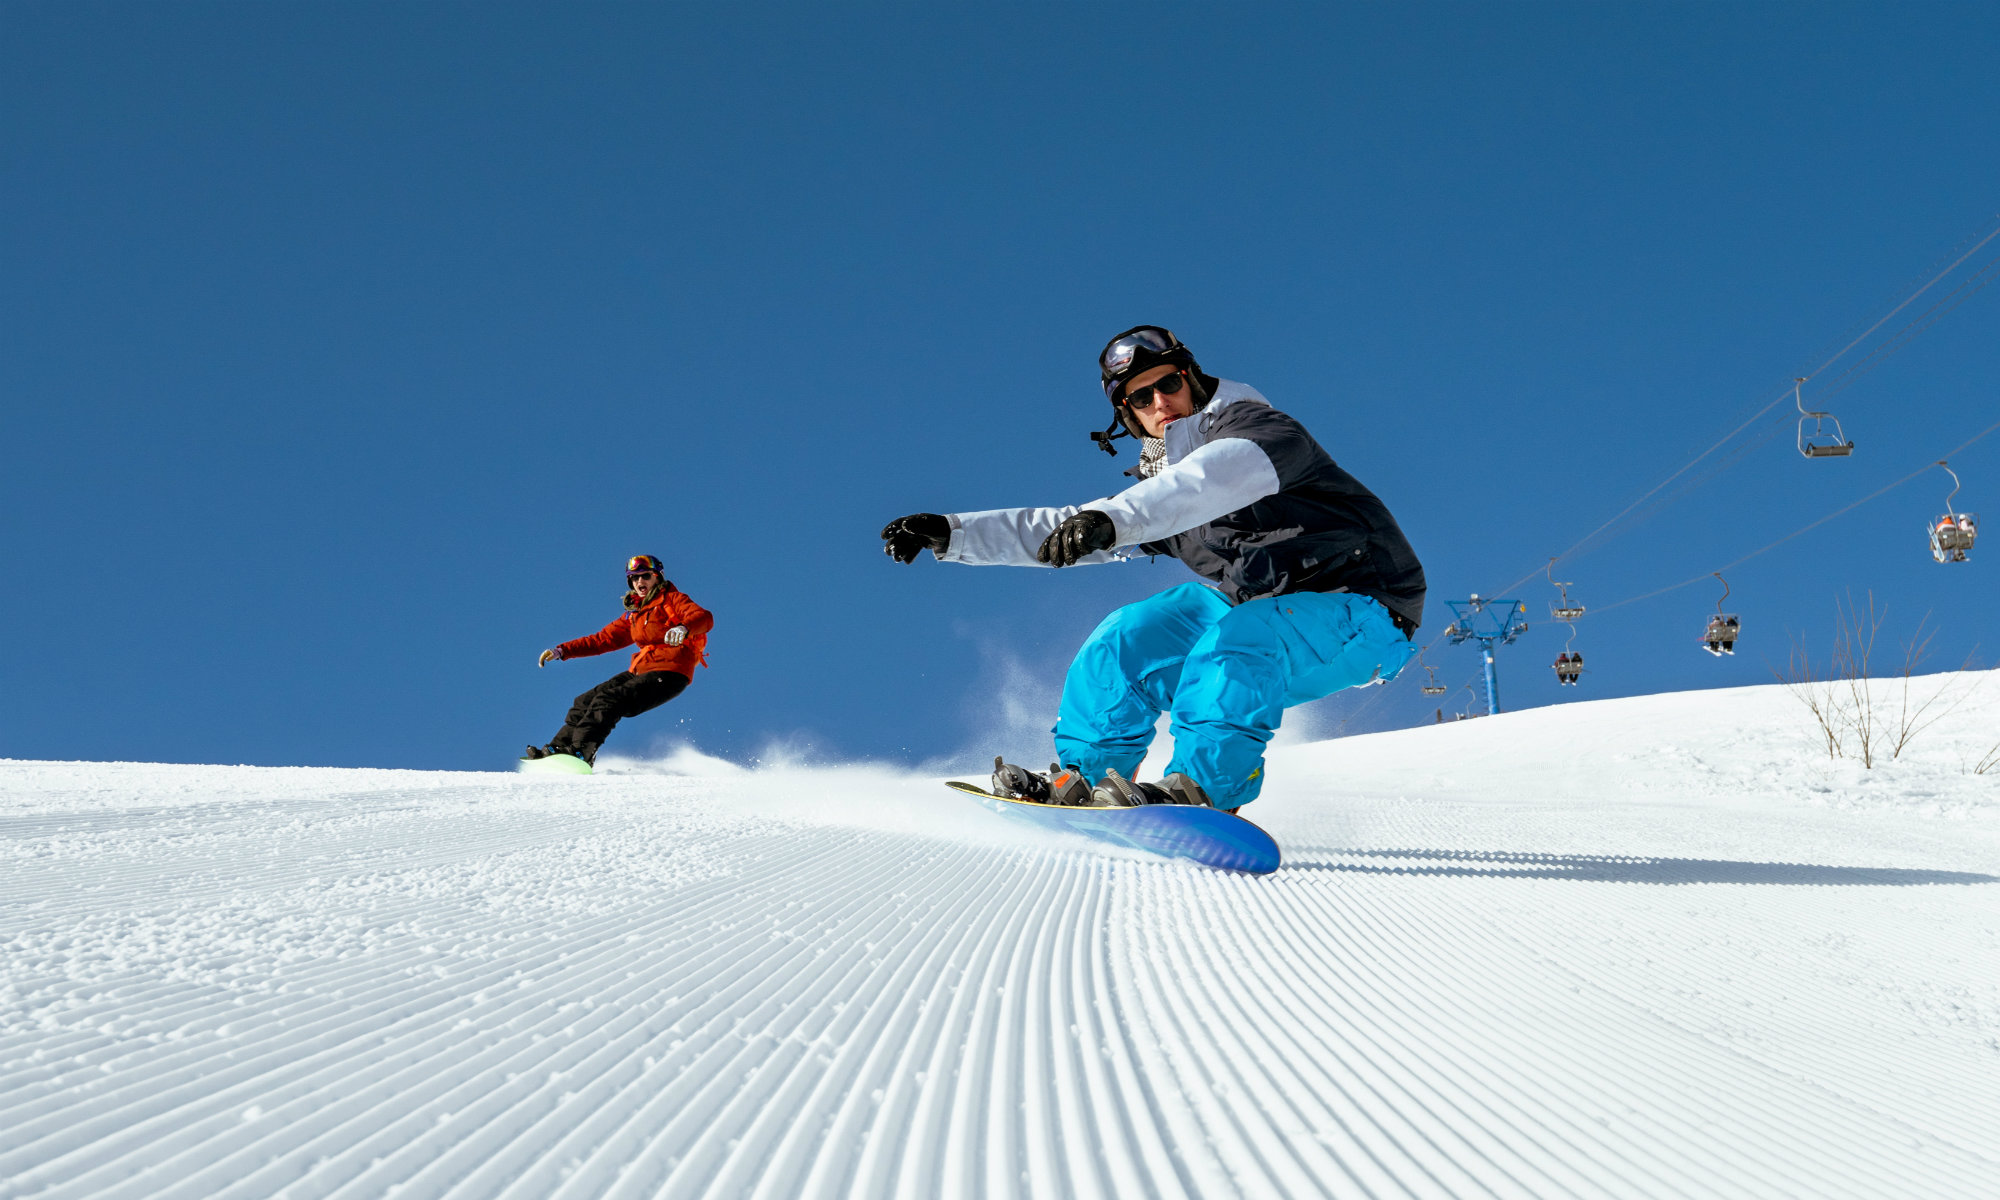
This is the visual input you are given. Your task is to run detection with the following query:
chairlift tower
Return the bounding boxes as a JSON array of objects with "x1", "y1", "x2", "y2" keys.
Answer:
[{"x1": 1443, "y1": 594, "x2": 1529, "y2": 716}]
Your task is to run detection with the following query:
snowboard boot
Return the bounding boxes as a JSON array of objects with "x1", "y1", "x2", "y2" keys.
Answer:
[
  {"x1": 1156, "y1": 772, "x2": 1215, "y2": 808},
  {"x1": 1092, "y1": 768, "x2": 1214, "y2": 808},
  {"x1": 544, "y1": 739, "x2": 598, "y2": 766},
  {"x1": 522, "y1": 744, "x2": 552, "y2": 761},
  {"x1": 991, "y1": 756, "x2": 1092, "y2": 806}
]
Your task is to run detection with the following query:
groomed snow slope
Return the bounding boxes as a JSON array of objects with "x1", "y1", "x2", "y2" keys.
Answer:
[{"x1": 4, "y1": 677, "x2": 1999, "y2": 1199}]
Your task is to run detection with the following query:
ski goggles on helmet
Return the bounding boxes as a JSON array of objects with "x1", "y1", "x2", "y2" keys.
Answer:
[
  {"x1": 1099, "y1": 326, "x2": 1186, "y2": 400},
  {"x1": 1100, "y1": 327, "x2": 1179, "y2": 378},
  {"x1": 625, "y1": 554, "x2": 663, "y2": 581}
]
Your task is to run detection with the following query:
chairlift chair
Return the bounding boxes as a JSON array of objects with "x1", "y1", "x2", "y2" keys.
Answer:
[
  {"x1": 1931, "y1": 515, "x2": 1979, "y2": 563},
  {"x1": 1552, "y1": 622, "x2": 1583, "y2": 685},
  {"x1": 1793, "y1": 377, "x2": 1854, "y2": 458},
  {"x1": 1928, "y1": 461, "x2": 1978, "y2": 564},
  {"x1": 1701, "y1": 572, "x2": 1741, "y2": 656},
  {"x1": 1416, "y1": 648, "x2": 1447, "y2": 696},
  {"x1": 1547, "y1": 558, "x2": 1586, "y2": 622}
]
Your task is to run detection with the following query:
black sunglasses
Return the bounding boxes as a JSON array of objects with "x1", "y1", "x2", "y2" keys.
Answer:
[{"x1": 1123, "y1": 370, "x2": 1187, "y2": 411}]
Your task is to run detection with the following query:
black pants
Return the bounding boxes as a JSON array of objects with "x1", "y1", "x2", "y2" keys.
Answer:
[{"x1": 549, "y1": 670, "x2": 689, "y2": 764}]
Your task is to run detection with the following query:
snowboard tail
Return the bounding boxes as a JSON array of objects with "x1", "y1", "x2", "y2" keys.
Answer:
[{"x1": 946, "y1": 781, "x2": 1279, "y2": 874}]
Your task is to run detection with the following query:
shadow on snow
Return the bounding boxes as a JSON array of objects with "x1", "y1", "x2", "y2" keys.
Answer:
[{"x1": 1289, "y1": 847, "x2": 1998, "y2": 887}]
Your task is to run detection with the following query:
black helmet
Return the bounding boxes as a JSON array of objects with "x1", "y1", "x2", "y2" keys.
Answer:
[{"x1": 1091, "y1": 325, "x2": 1213, "y2": 455}]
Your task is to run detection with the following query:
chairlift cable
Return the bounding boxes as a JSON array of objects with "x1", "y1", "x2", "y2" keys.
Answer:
[
  {"x1": 1796, "y1": 217, "x2": 2000, "y2": 372},
  {"x1": 1544, "y1": 418, "x2": 1797, "y2": 570},
  {"x1": 1800, "y1": 217, "x2": 2000, "y2": 382},
  {"x1": 1479, "y1": 213, "x2": 2000, "y2": 605},
  {"x1": 1339, "y1": 216, "x2": 2000, "y2": 732},
  {"x1": 1359, "y1": 412, "x2": 2000, "y2": 732},
  {"x1": 1588, "y1": 415, "x2": 2000, "y2": 616},
  {"x1": 1811, "y1": 251, "x2": 2000, "y2": 405}
]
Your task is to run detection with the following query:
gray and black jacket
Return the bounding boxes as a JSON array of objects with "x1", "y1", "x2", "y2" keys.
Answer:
[{"x1": 942, "y1": 380, "x2": 1427, "y2": 630}]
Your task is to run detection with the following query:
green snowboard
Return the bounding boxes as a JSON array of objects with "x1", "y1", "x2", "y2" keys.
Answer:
[{"x1": 518, "y1": 753, "x2": 593, "y2": 776}]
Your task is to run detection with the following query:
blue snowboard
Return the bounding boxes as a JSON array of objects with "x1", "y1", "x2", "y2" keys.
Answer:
[{"x1": 947, "y1": 781, "x2": 1281, "y2": 875}]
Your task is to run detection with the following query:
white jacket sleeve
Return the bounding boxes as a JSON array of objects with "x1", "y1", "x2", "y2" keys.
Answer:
[
  {"x1": 1087, "y1": 437, "x2": 1282, "y2": 546},
  {"x1": 939, "y1": 502, "x2": 1127, "y2": 567},
  {"x1": 938, "y1": 437, "x2": 1281, "y2": 567}
]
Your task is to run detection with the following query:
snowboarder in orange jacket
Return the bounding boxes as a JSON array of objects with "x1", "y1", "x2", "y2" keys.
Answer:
[{"x1": 523, "y1": 555, "x2": 714, "y2": 766}]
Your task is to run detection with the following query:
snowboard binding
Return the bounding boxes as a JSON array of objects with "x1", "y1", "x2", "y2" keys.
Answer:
[
  {"x1": 991, "y1": 757, "x2": 1094, "y2": 806},
  {"x1": 990, "y1": 759, "x2": 1215, "y2": 809},
  {"x1": 1092, "y1": 767, "x2": 1213, "y2": 809}
]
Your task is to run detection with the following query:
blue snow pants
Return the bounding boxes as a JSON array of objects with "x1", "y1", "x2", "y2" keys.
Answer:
[{"x1": 1052, "y1": 583, "x2": 1416, "y2": 809}]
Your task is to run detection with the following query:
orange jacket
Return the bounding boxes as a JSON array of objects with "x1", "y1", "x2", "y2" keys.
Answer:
[{"x1": 557, "y1": 584, "x2": 713, "y2": 678}]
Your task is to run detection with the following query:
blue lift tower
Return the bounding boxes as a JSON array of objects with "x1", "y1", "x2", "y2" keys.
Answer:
[{"x1": 1444, "y1": 594, "x2": 1530, "y2": 716}]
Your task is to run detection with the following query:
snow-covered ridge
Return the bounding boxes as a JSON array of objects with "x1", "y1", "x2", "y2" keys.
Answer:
[
  {"x1": 4, "y1": 679, "x2": 1998, "y2": 1198},
  {"x1": 1282, "y1": 672, "x2": 2000, "y2": 818}
]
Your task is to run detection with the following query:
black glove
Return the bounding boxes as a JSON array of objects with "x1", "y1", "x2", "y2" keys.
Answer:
[
  {"x1": 1037, "y1": 510, "x2": 1117, "y2": 568},
  {"x1": 881, "y1": 513, "x2": 952, "y2": 564}
]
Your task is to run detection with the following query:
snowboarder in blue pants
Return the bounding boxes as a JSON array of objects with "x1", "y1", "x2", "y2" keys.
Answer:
[{"x1": 882, "y1": 326, "x2": 1425, "y2": 812}]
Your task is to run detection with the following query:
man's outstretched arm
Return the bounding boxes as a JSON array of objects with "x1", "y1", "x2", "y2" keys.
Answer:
[
  {"x1": 880, "y1": 506, "x2": 1127, "y2": 568},
  {"x1": 936, "y1": 433, "x2": 1285, "y2": 567},
  {"x1": 1087, "y1": 436, "x2": 1282, "y2": 547},
  {"x1": 938, "y1": 502, "x2": 1128, "y2": 567}
]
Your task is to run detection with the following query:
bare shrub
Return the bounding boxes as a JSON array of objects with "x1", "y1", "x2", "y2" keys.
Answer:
[
  {"x1": 1975, "y1": 740, "x2": 2000, "y2": 776},
  {"x1": 1833, "y1": 593, "x2": 1883, "y2": 768},
  {"x1": 1885, "y1": 613, "x2": 1980, "y2": 761},
  {"x1": 1776, "y1": 592, "x2": 1983, "y2": 769},
  {"x1": 1778, "y1": 632, "x2": 1844, "y2": 761}
]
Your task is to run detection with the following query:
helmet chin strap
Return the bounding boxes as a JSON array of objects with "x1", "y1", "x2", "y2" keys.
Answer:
[{"x1": 1090, "y1": 414, "x2": 1131, "y2": 456}]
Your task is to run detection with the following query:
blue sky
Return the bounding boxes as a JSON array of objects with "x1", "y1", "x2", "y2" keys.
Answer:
[{"x1": 4, "y1": 3, "x2": 1997, "y2": 770}]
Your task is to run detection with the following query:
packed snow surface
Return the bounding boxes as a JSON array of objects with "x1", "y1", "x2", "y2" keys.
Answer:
[{"x1": 5, "y1": 677, "x2": 2000, "y2": 1199}]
